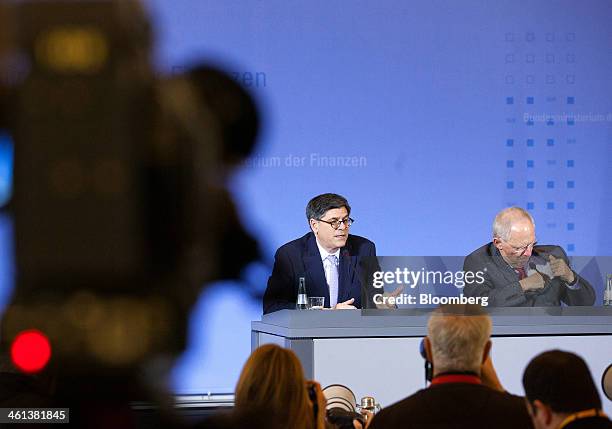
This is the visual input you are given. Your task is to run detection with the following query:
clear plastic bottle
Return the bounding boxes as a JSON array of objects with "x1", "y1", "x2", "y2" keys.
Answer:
[
  {"x1": 296, "y1": 277, "x2": 308, "y2": 310},
  {"x1": 604, "y1": 274, "x2": 612, "y2": 306}
]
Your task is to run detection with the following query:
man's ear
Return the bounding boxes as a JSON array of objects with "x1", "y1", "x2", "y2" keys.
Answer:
[
  {"x1": 309, "y1": 218, "x2": 318, "y2": 234},
  {"x1": 493, "y1": 237, "x2": 503, "y2": 250},
  {"x1": 481, "y1": 340, "x2": 492, "y2": 364},
  {"x1": 532, "y1": 399, "x2": 553, "y2": 426},
  {"x1": 424, "y1": 337, "x2": 433, "y2": 363}
]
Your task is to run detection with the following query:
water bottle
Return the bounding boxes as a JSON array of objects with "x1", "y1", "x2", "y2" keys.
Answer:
[
  {"x1": 604, "y1": 274, "x2": 612, "y2": 306},
  {"x1": 296, "y1": 277, "x2": 308, "y2": 310}
]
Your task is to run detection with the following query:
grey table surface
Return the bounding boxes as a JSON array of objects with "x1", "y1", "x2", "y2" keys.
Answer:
[{"x1": 252, "y1": 307, "x2": 612, "y2": 338}]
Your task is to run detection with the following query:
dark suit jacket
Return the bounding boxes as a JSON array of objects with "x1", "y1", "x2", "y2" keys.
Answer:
[
  {"x1": 564, "y1": 416, "x2": 612, "y2": 429},
  {"x1": 463, "y1": 243, "x2": 595, "y2": 307},
  {"x1": 263, "y1": 232, "x2": 378, "y2": 314},
  {"x1": 369, "y1": 382, "x2": 533, "y2": 429}
]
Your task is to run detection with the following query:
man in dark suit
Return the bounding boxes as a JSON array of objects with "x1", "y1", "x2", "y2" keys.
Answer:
[
  {"x1": 369, "y1": 304, "x2": 533, "y2": 429},
  {"x1": 523, "y1": 350, "x2": 612, "y2": 429},
  {"x1": 463, "y1": 207, "x2": 595, "y2": 307},
  {"x1": 263, "y1": 193, "x2": 378, "y2": 314}
]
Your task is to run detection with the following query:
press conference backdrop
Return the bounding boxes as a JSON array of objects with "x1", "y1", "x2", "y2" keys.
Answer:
[{"x1": 2, "y1": 0, "x2": 612, "y2": 395}]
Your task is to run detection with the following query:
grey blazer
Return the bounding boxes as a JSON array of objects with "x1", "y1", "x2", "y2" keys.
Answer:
[{"x1": 463, "y1": 243, "x2": 595, "y2": 306}]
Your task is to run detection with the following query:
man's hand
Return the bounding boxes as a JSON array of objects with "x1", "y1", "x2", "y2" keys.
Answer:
[
  {"x1": 354, "y1": 409, "x2": 374, "y2": 429},
  {"x1": 375, "y1": 285, "x2": 404, "y2": 309},
  {"x1": 549, "y1": 255, "x2": 575, "y2": 283},
  {"x1": 333, "y1": 298, "x2": 356, "y2": 309},
  {"x1": 519, "y1": 272, "x2": 545, "y2": 291}
]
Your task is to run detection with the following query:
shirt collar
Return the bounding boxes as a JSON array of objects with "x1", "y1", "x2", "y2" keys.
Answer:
[
  {"x1": 315, "y1": 238, "x2": 341, "y2": 262},
  {"x1": 430, "y1": 372, "x2": 481, "y2": 386}
]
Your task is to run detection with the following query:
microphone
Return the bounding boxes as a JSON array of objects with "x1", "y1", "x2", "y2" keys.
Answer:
[
  {"x1": 528, "y1": 261, "x2": 536, "y2": 270},
  {"x1": 529, "y1": 261, "x2": 551, "y2": 283}
]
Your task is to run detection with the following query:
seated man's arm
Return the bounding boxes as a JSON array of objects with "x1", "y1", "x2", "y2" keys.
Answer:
[
  {"x1": 550, "y1": 249, "x2": 596, "y2": 306},
  {"x1": 562, "y1": 273, "x2": 595, "y2": 306},
  {"x1": 463, "y1": 255, "x2": 528, "y2": 307},
  {"x1": 263, "y1": 248, "x2": 297, "y2": 314}
]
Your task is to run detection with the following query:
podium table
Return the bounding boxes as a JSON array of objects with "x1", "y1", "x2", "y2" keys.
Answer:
[{"x1": 251, "y1": 308, "x2": 612, "y2": 411}]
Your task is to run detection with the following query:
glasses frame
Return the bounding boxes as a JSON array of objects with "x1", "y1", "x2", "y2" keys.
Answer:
[
  {"x1": 317, "y1": 217, "x2": 355, "y2": 230},
  {"x1": 501, "y1": 238, "x2": 537, "y2": 256}
]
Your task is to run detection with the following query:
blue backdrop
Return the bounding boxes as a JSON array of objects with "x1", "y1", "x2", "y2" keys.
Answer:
[{"x1": 1, "y1": 0, "x2": 611, "y2": 394}]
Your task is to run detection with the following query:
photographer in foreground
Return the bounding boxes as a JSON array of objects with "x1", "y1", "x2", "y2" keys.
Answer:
[
  {"x1": 234, "y1": 344, "x2": 326, "y2": 429},
  {"x1": 234, "y1": 344, "x2": 369, "y2": 429}
]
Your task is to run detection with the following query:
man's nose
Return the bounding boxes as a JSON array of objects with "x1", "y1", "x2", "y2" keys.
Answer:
[{"x1": 523, "y1": 246, "x2": 533, "y2": 257}]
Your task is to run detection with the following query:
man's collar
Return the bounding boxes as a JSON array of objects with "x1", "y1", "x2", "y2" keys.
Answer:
[
  {"x1": 558, "y1": 409, "x2": 608, "y2": 429},
  {"x1": 430, "y1": 371, "x2": 481, "y2": 386},
  {"x1": 315, "y1": 237, "x2": 341, "y2": 261}
]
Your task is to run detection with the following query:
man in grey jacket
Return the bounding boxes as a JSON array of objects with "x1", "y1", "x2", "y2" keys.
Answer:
[{"x1": 463, "y1": 207, "x2": 595, "y2": 307}]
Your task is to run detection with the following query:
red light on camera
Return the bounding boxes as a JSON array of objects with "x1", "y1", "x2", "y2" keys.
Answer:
[{"x1": 10, "y1": 329, "x2": 52, "y2": 373}]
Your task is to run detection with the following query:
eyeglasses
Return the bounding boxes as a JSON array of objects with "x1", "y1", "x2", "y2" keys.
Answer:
[
  {"x1": 318, "y1": 217, "x2": 354, "y2": 230},
  {"x1": 502, "y1": 239, "x2": 537, "y2": 256}
]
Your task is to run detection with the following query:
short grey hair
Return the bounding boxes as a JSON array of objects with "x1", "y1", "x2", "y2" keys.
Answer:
[
  {"x1": 427, "y1": 305, "x2": 492, "y2": 374},
  {"x1": 492, "y1": 206, "x2": 535, "y2": 241}
]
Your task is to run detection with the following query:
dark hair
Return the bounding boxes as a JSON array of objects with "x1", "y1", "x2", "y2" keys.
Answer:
[
  {"x1": 306, "y1": 193, "x2": 350, "y2": 222},
  {"x1": 522, "y1": 350, "x2": 602, "y2": 413}
]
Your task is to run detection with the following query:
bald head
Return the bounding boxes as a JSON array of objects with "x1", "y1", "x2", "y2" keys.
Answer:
[
  {"x1": 492, "y1": 207, "x2": 537, "y2": 268},
  {"x1": 493, "y1": 207, "x2": 535, "y2": 241}
]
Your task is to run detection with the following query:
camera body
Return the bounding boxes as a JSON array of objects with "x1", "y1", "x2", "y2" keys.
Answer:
[
  {"x1": 0, "y1": 0, "x2": 259, "y2": 377},
  {"x1": 327, "y1": 408, "x2": 365, "y2": 429}
]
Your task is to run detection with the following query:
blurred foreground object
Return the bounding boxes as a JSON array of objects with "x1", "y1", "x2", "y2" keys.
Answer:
[{"x1": 0, "y1": 0, "x2": 260, "y2": 424}]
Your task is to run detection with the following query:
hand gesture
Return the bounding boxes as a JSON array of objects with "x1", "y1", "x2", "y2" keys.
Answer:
[
  {"x1": 375, "y1": 285, "x2": 404, "y2": 309},
  {"x1": 355, "y1": 409, "x2": 374, "y2": 429},
  {"x1": 333, "y1": 298, "x2": 356, "y2": 309},
  {"x1": 519, "y1": 272, "x2": 545, "y2": 291},
  {"x1": 549, "y1": 255, "x2": 575, "y2": 283}
]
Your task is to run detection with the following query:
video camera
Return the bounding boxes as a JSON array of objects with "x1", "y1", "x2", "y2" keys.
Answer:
[{"x1": 0, "y1": 0, "x2": 259, "y2": 379}]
